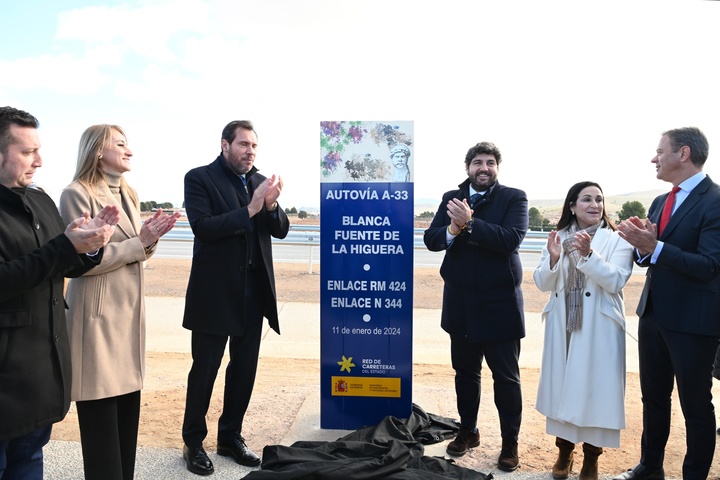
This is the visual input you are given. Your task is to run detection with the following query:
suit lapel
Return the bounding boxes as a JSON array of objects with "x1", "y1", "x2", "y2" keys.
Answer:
[
  {"x1": 208, "y1": 157, "x2": 242, "y2": 210},
  {"x1": 243, "y1": 167, "x2": 261, "y2": 203},
  {"x1": 461, "y1": 181, "x2": 499, "y2": 209},
  {"x1": 660, "y1": 177, "x2": 710, "y2": 239},
  {"x1": 649, "y1": 195, "x2": 666, "y2": 226}
]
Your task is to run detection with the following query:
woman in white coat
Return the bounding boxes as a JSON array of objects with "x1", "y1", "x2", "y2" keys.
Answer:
[
  {"x1": 60, "y1": 125, "x2": 180, "y2": 480},
  {"x1": 534, "y1": 181, "x2": 634, "y2": 480}
]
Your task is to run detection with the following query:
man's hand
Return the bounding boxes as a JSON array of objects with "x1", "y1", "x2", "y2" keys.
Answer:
[
  {"x1": 617, "y1": 216, "x2": 658, "y2": 257},
  {"x1": 248, "y1": 175, "x2": 283, "y2": 217},
  {"x1": 80, "y1": 205, "x2": 121, "y2": 230},
  {"x1": 446, "y1": 198, "x2": 472, "y2": 235},
  {"x1": 65, "y1": 212, "x2": 116, "y2": 254},
  {"x1": 263, "y1": 174, "x2": 283, "y2": 211}
]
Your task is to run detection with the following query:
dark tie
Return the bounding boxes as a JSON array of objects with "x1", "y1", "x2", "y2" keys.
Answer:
[
  {"x1": 658, "y1": 186, "x2": 681, "y2": 236},
  {"x1": 469, "y1": 193, "x2": 481, "y2": 208},
  {"x1": 235, "y1": 174, "x2": 258, "y2": 266},
  {"x1": 238, "y1": 175, "x2": 250, "y2": 205}
]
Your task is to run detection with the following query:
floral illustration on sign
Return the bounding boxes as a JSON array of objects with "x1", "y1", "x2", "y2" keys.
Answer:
[
  {"x1": 345, "y1": 153, "x2": 392, "y2": 181},
  {"x1": 320, "y1": 121, "x2": 413, "y2": 181},
  {"x1": 369, "y1": 123, "x2": 413, "y2": 150},
  {"x1": 320, "y1": 121, "x2": 364, "y2": 178}
]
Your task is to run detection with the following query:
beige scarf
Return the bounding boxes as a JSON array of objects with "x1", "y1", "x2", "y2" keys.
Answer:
[{"x1": 562, "y1": 219, "x2": 602, "y2": 332}]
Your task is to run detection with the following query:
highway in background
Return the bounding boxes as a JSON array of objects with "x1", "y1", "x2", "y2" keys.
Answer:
[
  {"x1": 154, "y1": 222, "x2": 646, "y2": 274},
  {"x1": 154, "y1": 240, "x2": 545, "y2": 270}
]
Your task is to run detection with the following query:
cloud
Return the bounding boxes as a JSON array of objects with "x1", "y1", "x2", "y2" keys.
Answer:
[
  {"x1": 4, "y1": 0, "x2": 720, "y2": 210},
  {"x1": 0, "y1": 54, "x2": 110, "y2": 94},
  {"x1": 55, "y1": 0, "x2": 212, "y2": 62}
]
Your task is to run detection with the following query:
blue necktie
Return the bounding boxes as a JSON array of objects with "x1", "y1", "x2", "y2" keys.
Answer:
[
  {"x1": 469, "y1": 193, "x2": 480, "y2": 208},
  {"x1": 238, "y1": 175, "x2": 249, "y2": 204}
]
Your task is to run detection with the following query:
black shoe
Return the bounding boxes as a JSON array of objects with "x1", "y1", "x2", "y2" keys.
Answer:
[
  {"x1": 217, "y1": 433, "x2": 261, "y2": 467},
  {"x1": 612, "y1": 464, "x2": 665, "y2": 480},
  {"x1": 183, "y1": 444, "x2": 214, "y2": 476}
]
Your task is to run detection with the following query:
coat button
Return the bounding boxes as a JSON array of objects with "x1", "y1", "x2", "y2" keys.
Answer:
[
  {"x1": 585, "y1": 292, "x2": 591, "y2": 297},
  {"x1": 35, "y1": 223, "x2": 40, "y2": 230},
  {"x1": 52, "y1": 297, "x2": 59, "y2": 305}
]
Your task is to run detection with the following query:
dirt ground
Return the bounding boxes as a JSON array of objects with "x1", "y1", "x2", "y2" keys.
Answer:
[{"x1": 50, "y1": 259, "x2": 719, "y2": 478}]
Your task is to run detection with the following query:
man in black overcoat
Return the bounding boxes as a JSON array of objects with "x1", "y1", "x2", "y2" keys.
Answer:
[
  {"x1": 424, "y1": 141, "x2": 528, "y2": 472},
  {"x1": 180, "y1": 120, "x2": 289, "y2": 475},
  {"x1": 0, "y1": 106, "x2": 117, "y2": 477}
]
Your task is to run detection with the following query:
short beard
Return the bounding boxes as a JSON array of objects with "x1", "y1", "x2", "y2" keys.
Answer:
[
  {"x1": 225, "y1": 152, "x2": 251, "y2": 176},
  {"x1": 471, "y1": 177, "x2": 495, "y2": 192}
]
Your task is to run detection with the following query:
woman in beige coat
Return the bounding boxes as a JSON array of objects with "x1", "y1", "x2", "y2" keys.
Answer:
[{"x1": 59, "y1": 125, "x2": 180, "y2": 480}]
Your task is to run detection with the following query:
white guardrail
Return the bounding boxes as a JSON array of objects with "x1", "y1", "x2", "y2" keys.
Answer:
[{"x1": 163, "y1": 222, "x2": 548, "y2": 252}]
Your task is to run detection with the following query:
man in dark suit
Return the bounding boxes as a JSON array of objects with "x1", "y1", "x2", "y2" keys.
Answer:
[
  {"x1": 1, "y1": 106, "x2": 117, "y2": 478},
  {"x1": 424, "y1": 141, "x2": 528, "y2": 472},
  {"x1": 615, "y1": 127, "x2": 720, "y2": 480},
  {"x1": 180, "y1": 120, "x2": 289, "y2": 475}
]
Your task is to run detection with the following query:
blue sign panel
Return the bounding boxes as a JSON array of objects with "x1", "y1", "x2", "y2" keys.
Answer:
[{"x1": 319, "y1": 121, "x2": 414, "y2": 430}]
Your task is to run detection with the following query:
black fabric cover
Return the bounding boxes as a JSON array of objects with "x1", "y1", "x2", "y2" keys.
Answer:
[{"x1": 244, "y1": 405, "x2": 491, "y2": 480}]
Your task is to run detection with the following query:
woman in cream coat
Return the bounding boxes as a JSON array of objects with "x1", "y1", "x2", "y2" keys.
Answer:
[
  {"x1": 59, "y1": 125, "x2": 180, "y2": 480},
  {"x1": 533, "y1": 181, "x2": 634, "y2": 480}
]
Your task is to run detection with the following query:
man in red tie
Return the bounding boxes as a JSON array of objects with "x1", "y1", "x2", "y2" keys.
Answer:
[
  {"x1": 615, "y1": 127, "x2": 720, "y2": 480},
  {"x1": 656, "y1": 185, "x2": 680, "y2": 237}
]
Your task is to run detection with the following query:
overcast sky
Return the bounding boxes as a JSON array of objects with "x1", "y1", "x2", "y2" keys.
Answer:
[{"x1": 2, "y1": 0, "x2": 719, "y2": 210}]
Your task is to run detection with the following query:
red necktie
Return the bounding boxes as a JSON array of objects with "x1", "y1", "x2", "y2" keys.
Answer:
[{"x1": 658, "y1": 186, "x2": 681, "y2": 236}]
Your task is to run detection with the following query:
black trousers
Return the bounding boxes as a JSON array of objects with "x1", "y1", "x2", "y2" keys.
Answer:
[
  {"x1": 182, "y1": 271, "x2": 264, "y2": 448},
  {"x1": 638, "y1": 309, "x2": 717, "y2": 479},
  {"x1": 75, "y1": 390, "x2": 141, "y2": 480},
  {"x1": 450, "y1": 334, "x2": 522, "y2": 442}
]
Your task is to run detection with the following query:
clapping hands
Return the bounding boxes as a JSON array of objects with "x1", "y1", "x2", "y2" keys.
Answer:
[
  {"x1": 248, "y1": 174, "x2": 283, "y2": 217},
  {"x1": 138, "y1": 208, "x2": 182, "y2": 248},
  {"x1": 617, "y1": 216, "x2": 657, "y2": 256},
  {"x1": 65, "y1": 205, "x2": 120, "y2": 254}
]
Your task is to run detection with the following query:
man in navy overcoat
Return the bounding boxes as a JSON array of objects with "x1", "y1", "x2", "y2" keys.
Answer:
[{"x1": 424, "y1": 141, "x2": 528, "y2": 472}]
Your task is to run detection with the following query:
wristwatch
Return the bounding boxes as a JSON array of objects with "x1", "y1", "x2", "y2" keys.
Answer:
[{"x1": 465, "y1": 218, "x2": 474, "y2": 233}]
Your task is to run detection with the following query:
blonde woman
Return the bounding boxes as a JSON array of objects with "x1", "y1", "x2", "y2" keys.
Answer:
[{"x1": 59, "y1": 125, "x2": 180, "y2": 480}]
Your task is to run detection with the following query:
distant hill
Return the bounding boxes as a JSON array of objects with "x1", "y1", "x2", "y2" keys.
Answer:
[
  {"x1": 294, "y1": 191, "x2": 666, "y2": 221},
  {"x1": 296, "y1": 206, "x2": 320, "y2": 215},
  {"x1": 415, "y1": 198, "x2": 441, "y2": 216},
  {"x1": 416, "y1": 191, "x2": 665, "y2": 222},
  {"x1": 531, "y1": 190, "x2": 665, "y2": 223}
]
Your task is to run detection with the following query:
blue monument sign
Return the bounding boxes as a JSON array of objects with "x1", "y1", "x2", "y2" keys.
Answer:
[{"x1": 320, "y1": 121, "x2": 414, "y2": 429}]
